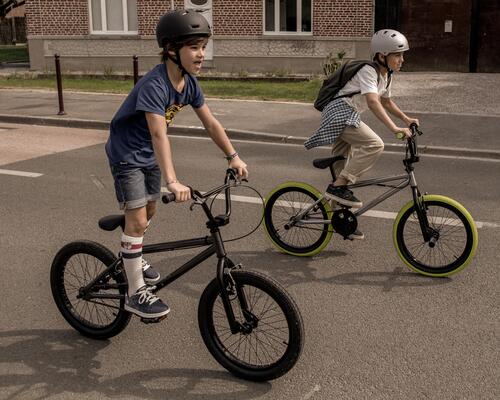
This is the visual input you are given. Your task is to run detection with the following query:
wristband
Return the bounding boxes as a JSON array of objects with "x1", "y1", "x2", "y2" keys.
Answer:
[
  {"x1": 166, "y1": 179, "x2": 178, "y2": 185},
  {"x1": 225, "y1": 152, "x2": 239, "y2": 161}
]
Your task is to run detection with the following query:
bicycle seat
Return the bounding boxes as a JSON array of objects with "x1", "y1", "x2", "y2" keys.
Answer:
[
  {"x1": 312, "y1": 156, "x2": 346, "y2": 169},
  {"x1": 98, "y1": 215, "x2": 125, "y2": 232}
]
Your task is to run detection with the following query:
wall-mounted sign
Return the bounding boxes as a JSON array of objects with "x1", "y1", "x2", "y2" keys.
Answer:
[{"x1": 444, "y1": 20, "x2": 453, "y2": 33}]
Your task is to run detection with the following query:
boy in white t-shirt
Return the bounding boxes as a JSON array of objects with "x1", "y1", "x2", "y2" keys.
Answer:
[{"x1": 324, "y1": 30, "x2": 419, "y2": 239}]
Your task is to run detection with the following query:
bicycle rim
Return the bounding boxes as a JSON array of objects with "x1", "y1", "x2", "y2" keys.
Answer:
[
  {"x1": 394, "y1": 197, "x2": 477, "y2": 276},
  {"x1": 51, "y1": 241, "x2": 130, "y2": 337},
  {"x1": 264, "y1": 183, "x2": 332, "y2": 256},
  {"x1": 199, "y1": 270, "x2": 303, "y2": 381}
]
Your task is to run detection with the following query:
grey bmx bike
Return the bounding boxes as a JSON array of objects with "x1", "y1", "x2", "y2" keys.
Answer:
[{"x1": 263, "y1": 124, "x2": 478, "y2": 277}]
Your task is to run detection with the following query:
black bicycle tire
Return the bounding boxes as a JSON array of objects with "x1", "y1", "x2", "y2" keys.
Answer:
[
  {"x1": 395, "y1": 199, "x2": 476, "y2": 276},
  {"x1": 198, "y1": 270, "x2": 304, "y2": 381},
  {"x1": 50, "y1": 240, "x2": 131, "y2": 339},
  {"x1": 264, "y1": 185, "x2": 331, "y2": 256}
]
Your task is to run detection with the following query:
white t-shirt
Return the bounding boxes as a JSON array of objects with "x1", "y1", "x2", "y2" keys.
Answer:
[{"x1": 337, "y1": 65, "x2": 392, "y2": 113}]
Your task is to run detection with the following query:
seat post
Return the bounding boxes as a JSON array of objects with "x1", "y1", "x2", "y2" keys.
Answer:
[{"x1": 329, "y1": 165, "x2": 336, "y2": 181}]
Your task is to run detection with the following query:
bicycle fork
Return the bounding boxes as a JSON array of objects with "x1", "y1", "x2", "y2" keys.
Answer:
[
  {"x1": 409, "y1": 173, "x2": 439, "y2": 246},
  {"x1": 213, "y1": 231, "x2": 257, "y2": 335}
]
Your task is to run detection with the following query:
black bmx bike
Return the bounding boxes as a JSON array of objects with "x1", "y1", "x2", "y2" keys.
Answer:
[
  {"x1": 50, "y1": 169, "x2": 304, "y2": 381},
  {"x1": 263, "y1": 124, "x2": 478, "y2": 277}
]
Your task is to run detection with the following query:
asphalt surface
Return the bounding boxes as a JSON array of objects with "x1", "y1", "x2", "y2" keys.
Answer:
[
  {"x1": 0, "y1": 72, "x2": 499, "y2": 398},
  {"x1": 0, "y1": 122, "x2": 499, "y2": 400}
]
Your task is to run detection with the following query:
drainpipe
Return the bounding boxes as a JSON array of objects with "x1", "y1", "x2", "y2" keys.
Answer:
[{"x1": 469, "y1": 0, "x2": 479, "y2": 72}]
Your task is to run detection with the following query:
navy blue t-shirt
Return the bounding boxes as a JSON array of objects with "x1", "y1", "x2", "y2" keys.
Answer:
[{"x1": 105, "y1": 63, "x2": 204, "y2": 167}]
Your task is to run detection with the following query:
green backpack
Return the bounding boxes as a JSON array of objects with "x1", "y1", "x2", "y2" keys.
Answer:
[{"x1": 314, "y1": 60, "x2": 386, "y2": 112}]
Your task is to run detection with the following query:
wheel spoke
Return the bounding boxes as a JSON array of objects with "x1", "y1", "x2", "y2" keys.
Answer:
[{"x1": 398, "y1": 201, "x2": 473, "y2": 274}]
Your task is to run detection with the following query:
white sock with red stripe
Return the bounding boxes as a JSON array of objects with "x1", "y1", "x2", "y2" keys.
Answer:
[{"x1": 121, "y1": 234, "x2": 145, "y2": 296}]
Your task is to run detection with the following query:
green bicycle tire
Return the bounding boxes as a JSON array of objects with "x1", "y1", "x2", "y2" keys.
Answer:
[
  {"x1": 263, "y1": 182, "x2": 333, "y2": 257},
  {"x1": 393, "y1": 195, "x2": 478, "y2": 277}
]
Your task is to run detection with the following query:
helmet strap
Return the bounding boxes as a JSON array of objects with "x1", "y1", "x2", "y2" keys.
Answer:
[
  {"x1": 165, "y1": 47, "x2": 187, "y2": 75},
  {"x1": 376, "y1": 54, "x2": 393, "y2": 75}
]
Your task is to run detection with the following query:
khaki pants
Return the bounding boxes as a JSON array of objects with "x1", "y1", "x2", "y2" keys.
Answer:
[{"x1": 331, "y1": 121, "x2": 384, "y2": 184}]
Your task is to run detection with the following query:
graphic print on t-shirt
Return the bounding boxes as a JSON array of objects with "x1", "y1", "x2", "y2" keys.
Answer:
[{"x1": 165, "y1": 104, "x2": 185, "y2": 125}]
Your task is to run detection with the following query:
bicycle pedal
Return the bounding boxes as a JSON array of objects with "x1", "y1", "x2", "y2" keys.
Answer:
[{"x1": 140, "y1": 315, "x2": 168, "y2": 324}]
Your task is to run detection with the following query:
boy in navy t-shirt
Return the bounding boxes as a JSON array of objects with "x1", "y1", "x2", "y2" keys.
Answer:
[{"x1": 105, "y1": 10, "x2": 248, "y2": 319}]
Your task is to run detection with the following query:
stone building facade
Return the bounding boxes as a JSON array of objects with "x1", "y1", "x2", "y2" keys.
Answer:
[{"x1": 25, "y1": 0, "x2": 373, "y2": 74}]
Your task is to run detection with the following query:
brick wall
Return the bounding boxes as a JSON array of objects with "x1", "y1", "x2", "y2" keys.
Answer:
[
  {"x1": 137, "y1": 0, "x2": 183, "y2": 36},
  {"x1": 26, "y1": 0, "x2": 372, "y2": 38},
  {"x1": 213, "y1": 0, "x2": 262, "y2": 35},
  {"x1": 26, "y1": 0, "x2": 88, "y2": 36},
  {"x1": 314, "y1": 0, "x2": 373, "y2": 37}
]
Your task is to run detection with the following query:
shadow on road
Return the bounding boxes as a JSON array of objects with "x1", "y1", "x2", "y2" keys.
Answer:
[
  {"x1": 230, "y1": 250, "x2": 451, "y2": 291},
  {"x1": 0, "y1": 329, "x2": 271, "y2": 400}
]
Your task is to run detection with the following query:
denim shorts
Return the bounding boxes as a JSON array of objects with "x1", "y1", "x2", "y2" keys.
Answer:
[{"x1": 110, "y1": 164, "x2": 161, "y2": 210}]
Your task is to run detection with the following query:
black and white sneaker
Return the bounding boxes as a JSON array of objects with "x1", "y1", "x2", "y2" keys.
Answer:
[
  {"x1": 125, "y1": 286, "x2": 170, "y2": 319},
  {"x1": 347, "y1": 229, "x2": 365, "y2": 240},
  {"x1": 325, "y1": 185, "x2": 363, "y2": 208},
  {"x1": 142, "y1": 259, "x2": 160, "y2": 284}
]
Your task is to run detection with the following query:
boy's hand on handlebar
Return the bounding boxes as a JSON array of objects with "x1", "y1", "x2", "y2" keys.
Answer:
[
  {"x1": 393, "y1": 126, "x2": 412, "y2": 140},
  {"x1": 405, "y1": 117, "x2": 420, "y2": 127},
  {"x1": 166, "y1": 181, "x2": 191, "y2": 202},
  {"x1": 229, "y1": 157, "x2": 248, "y2": 180}
]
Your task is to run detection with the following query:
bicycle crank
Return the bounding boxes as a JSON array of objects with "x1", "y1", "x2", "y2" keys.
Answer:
[{"x1": 140, "y1": 314, "x2": 169, "y2": 324}]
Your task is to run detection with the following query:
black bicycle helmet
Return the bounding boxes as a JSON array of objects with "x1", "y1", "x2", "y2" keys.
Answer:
[{"x1": 156, "y1": 9, "x2": 211, "y2": 48}]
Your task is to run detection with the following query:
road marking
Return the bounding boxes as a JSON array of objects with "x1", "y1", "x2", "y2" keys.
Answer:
[
  {"x1": 0, "y1": 169, "x2": 43, "y2": 178},
  {"x1": 185, "y1": 192, "x2": 498, "y2": 229},
  {"x1": 302, "y1": 385, "x2": 321, "y2": 400},
  {"x1": 90, "y1": 174, "x2": 105, "y2": 190},
  {"x1": 171, "y1": 135, "x2": 500, "y2": 163}
]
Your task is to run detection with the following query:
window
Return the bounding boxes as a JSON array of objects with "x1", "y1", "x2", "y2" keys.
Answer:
[
  {"x1": 89, "y1": 0, "x2": 138, "y2": 34},
  {"x1": 264, "y1": 0, "x2": 312, "y2": 34}
]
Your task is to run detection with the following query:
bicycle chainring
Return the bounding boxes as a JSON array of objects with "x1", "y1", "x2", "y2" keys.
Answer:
[{"x1": 331, "y1": 209, "x2": 358, "y2": 237}]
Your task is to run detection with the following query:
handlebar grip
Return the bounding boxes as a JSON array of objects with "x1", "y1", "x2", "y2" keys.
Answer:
[{"x1": 161, "y1": 192, "x2": 176, "y2": 204}]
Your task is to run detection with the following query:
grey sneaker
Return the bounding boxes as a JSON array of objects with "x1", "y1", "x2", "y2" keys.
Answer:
[
  {"x1": 124, "y1": 286, "x2": 170, "y2": 319},
  {"x1": 347, "y1": 229, "x2": 365, "y2": 240},
  {"x1": 325, "y1": 185, "x2": 363, "y2": 208},
  {"x1": 142, "y1": 259, "x2": 160, "y2": 284}
]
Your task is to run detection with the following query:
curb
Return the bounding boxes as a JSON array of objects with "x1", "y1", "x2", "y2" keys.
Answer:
[{"x1": 1, "y1": 113, "x2": 499, "y2": 160}]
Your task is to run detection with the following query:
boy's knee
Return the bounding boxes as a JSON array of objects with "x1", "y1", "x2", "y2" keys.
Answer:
[
  {"x1": 372, "y1": 139, "x2": 384, "y2": 153},
  {"x1": 126, "y1": 219, "x2": 149, "y2": 236}
]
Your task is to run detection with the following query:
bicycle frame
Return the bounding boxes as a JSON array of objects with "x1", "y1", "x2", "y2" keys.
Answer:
[
  {"x1": 78, "y1": 169, "x2": 250, "y2": 333},
  {"x1": 292, "y1": 125, "x2": 434, "y2": 241}
]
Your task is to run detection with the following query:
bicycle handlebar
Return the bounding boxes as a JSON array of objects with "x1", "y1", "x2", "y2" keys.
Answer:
[
  {"x1": 409, "y1": 123, "x2": 423, "y2": 137},
  {"x1": 161, "y1": 169, "x2": 243, "y2": 224},
  {"x1": 404, "y1": 123, "x2": 423, "y2": 163}
]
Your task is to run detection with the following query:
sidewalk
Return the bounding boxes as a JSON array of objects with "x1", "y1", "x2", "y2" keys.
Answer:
[{"x1": 0, "y1": 71, "x2": 499, "y2": 159}]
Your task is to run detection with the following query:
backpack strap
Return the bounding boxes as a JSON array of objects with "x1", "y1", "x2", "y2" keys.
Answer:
[{"x1": 332, "y1": 61, "x2": 377, "y2": 101}]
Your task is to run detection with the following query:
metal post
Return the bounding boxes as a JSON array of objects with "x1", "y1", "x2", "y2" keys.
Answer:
[
  {"x1": 133, "y1": 55, "x2": 139, "y2": 85},
  {"x1": 54, "y1": 54, "x2": 66, "y2": 115},
  {"x1": 11, "y1": 17, "x2": 17, "y2": 44}
]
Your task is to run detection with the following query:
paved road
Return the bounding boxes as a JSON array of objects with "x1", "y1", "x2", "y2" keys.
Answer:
[{"x1": 0, "y1": 123, "x2": 498, "y2": 399}]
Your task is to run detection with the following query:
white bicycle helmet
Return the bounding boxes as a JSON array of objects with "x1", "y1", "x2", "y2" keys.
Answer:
[{"x1": 370, "y1": 29, "x2": 409, "y2": 58}]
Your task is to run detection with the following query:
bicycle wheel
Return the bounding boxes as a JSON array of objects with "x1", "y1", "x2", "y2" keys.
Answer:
[
  {"x1": 198, "y1": 270, "x2": 304, "y2": 381},
  {"x1": 264, "y1": 182, "x2": 333, "y2": 256},
  {"x1": 51, "y1": 240, "x2": 131, "y2": 339},
  {"x1": 393, "y1": 195, "x2": 478, "y2": 277}
]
